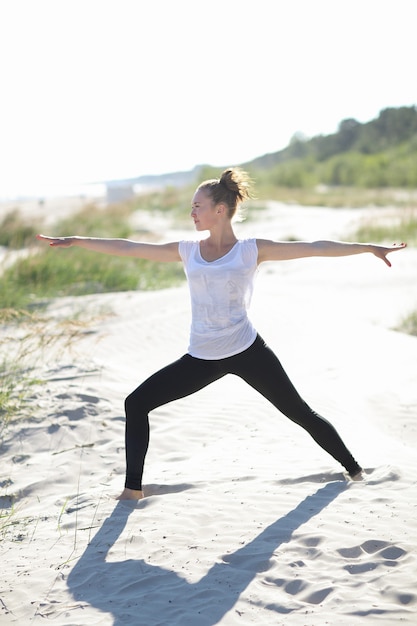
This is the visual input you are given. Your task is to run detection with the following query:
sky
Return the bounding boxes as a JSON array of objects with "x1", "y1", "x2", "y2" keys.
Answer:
[{"x1": 0, "y1": 0, "x2": 416, "y2": 198}]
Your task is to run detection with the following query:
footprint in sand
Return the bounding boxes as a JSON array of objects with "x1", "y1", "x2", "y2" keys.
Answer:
[
  {"x1": 361, "y1": 466, "x2": 401, "y2": 485},
  {"x1": 338, "y1": 539, "x2": 407, "y2": 575},
  {"x1": 56, "y1": 392, "x2": 101, "y2": 404},
  {"x1": 262, "y1": 536, "x2": 334, "y2": 606},
  {"x1": 55, "y1": 392, "x2": 102, "y2": 421},
  {"x1": 262, "y1": 536, "x2": 411, "y2": 609},
  {"x1": 263, "y1": 575, "x2": 333, "y2": 606}
]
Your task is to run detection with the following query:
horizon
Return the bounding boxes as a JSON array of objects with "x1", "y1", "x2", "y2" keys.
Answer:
[{"x1": 2, "y1": 104, "x2": 416, "y2": 202}]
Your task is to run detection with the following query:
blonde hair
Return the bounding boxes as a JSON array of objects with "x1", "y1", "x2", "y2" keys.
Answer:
[{"x1": 197, "y1": 167, "x2": 253, "y2": 219}]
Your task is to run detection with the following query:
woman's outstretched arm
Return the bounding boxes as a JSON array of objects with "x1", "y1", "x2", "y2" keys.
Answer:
[
  {"x1": 256, "y1": 239, "x2": 407, "y2": 268},
  {"x1": 36, "y1": 234, "x2": 181, "y2": 262}
]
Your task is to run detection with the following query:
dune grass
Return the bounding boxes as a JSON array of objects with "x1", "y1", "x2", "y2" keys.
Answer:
[
  {"x1": 0, "y1": 308, "x2": 100, "y2": 538},
  {"x1": 54, "y1": 202, "x2": 133, "y2": 238},
  {"x1": 352, "y1": 208, "x2": 417, "y2": 246},
  {"x1": 0, "y1": 201, "x2": 185, "y2": 310},
  {"x1": 348, "y1": 207, "x2": 417, "y2": 337},
  {"x1": 252, "y1": 181, "x2": 417, "y2": 209},
  {"x1": 396, "y1": 311, "x2": 417, "y2": 337},
  {"x1": 2, "y1": 247, "x2": 184, "y2": 309},
  {"x1": 0, "y1": 309, "x2": 91, "y2": 441},
  {"x1": 0, "y1": 199, "x2": 186, "y2": 437},
  {"x1": 0, "y1": 209, "x2": 42, "y2": 248}
]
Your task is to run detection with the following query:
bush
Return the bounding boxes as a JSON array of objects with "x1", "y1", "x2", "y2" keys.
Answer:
[
  {"x1": 0, "y1": 200, "x2": 186, "y2": 310},
  {"x1": 55, "y1": 202, "x2": 133, "y2": 238},
  {"x1": 353, "y1": 209, "x2": 417, "y2": 245},
  {"x1": 397, "y1": 311, "x2": 417, "y2": 337},
  {"x1": 0, "y1": 210, "x2": 41, "y2": 248},
  {"x1": 1, "y1": 247, "x2": 185, "y2": 309}
]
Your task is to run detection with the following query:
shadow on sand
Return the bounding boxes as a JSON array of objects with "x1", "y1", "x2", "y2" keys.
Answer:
[{"x1": 68, "y1": 481, "x2": 347, "y2": 625}]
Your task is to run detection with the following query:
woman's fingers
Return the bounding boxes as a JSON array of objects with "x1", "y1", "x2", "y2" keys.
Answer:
[{"x1": 36, "y1": 234, "x2": 72, "y2": 247}]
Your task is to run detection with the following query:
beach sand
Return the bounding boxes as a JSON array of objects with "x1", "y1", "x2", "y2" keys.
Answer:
[{"x1": 1, "y1": 203, "x2": 416, "y2": 625}]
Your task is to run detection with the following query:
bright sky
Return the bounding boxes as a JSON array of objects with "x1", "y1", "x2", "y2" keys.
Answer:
[{"x1": 0, "y1": 0, "x2": 416, "y2": 197}]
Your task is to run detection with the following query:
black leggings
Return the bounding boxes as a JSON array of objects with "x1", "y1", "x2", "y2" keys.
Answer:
[{"x1": 124, "y1": 335, "x2": 361, "y2": 489}]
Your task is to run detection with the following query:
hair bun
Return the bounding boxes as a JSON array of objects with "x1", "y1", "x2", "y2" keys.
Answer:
[
  {"x1": 220, "y1": 168, "x2": 251, "y2": 201},
  {"x1": 197, "y1": 166, "x2": 253, "y2": 218},
  {"x1": 219, "y1": 168, "x2": 236, "y2": 190}
]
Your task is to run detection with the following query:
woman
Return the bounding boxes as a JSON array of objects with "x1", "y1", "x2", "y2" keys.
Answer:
[{"x1": 37, "y1": 168, "x2": 406, "y2": 500}]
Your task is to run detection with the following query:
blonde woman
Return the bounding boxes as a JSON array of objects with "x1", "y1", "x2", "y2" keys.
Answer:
[{"x1": 37, "y1": 168, "x2": 406, "y2": 500}]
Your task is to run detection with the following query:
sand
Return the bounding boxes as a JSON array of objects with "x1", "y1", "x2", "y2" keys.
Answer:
[{"x1": 1, "y1": 201, "x2": 416, "y2": 625}]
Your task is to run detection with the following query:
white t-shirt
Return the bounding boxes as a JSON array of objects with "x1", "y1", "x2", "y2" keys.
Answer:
[{"x1": 178, "y1": 238, "x2": 259, "y2": 359}]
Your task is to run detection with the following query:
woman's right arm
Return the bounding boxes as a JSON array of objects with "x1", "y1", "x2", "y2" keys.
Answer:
[{"x1": 36, "y1": 235, "x2": 181, "y2": 262}]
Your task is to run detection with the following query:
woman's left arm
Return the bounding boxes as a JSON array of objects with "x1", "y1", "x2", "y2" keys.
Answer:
[{"x1": 256, "y1": 239, "x2": 407, "y2": 267}]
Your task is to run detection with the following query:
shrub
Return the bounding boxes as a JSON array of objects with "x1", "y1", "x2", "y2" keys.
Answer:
[{"x1": 0, "y1": 210, "x2": 41, "y2": 248}]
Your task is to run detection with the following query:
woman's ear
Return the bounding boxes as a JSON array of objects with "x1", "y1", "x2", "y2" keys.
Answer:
[{"x1": 216, "y1": 203, "x2": 227, "y2": 215}]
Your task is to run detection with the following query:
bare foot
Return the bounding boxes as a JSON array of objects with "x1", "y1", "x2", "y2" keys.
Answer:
[{"x1": 115, "y1": 488, "x2": 144, "y2": 501}]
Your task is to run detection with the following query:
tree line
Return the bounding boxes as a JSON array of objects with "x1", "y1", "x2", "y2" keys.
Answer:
[{"x1": 247, "y1": 106, "x2": 417, "y2": 188}]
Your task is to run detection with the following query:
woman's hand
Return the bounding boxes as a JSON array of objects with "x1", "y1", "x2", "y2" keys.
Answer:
[
  {"x1": 36, "y1": 234, "x2": 76, "y2": 248},
  {"x1": 370, "y1": 242, "x2": 407, "y2": 267}
]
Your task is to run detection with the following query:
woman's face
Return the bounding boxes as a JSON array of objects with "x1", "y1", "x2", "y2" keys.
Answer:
[{"x1": 190, "y1": 189, "x2": 218, "y2": 231}]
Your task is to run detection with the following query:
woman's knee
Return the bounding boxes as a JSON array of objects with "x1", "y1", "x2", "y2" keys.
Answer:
[
  {"x1": 125, "y1": 388, "x2": 147, "y2": 417},
  {"x1": 125, "y1": 382, "x2": 159, "y2": 417},
  {"x1": 124, "y1": 392, "x2": 135, "y2": 417},
  {"x1": 279, "y1": 397, "x2": 317, "y2": 426}
]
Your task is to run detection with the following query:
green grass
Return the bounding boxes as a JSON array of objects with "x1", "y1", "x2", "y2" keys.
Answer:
[
  {"x1": 0, "y1": 309, "x2": 98, "y2": 537},
  {"x1": 349, "y1": 207, "x2": 417, "y2": 338},
  {"x1": 0, "y1": 360, "x2": 42, "y2": 440},
  {"x1": 352, "y1": 209, "x2": 417, "y2": 245},
  {"x1": 0, "y1": 201, "x2": 185, "y2": 310},
  {"x1": 253, "y1": 183, "x2": 417, "y2": 209},
  {"x1": 55, "y1": 202, "x2": 133, "y2": 238},
  {"x1": 0, "y1": 209, "x2": 42, "y2": 248},
  {"x1": 1, "y1": 247, "x2": 184, "y2": 309},
  {"x1": 396, "y1": 311, "x2": 417, "y2": 337},
  {"x1": 128, "y1": 184, "x2": 195, "y2": 226},
  {"x1": 0, "y1": 309, "x2": 89, "y2": 440},
  {"x1": 0, "y1": 198, "x2": 186, "y2": 433}
]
